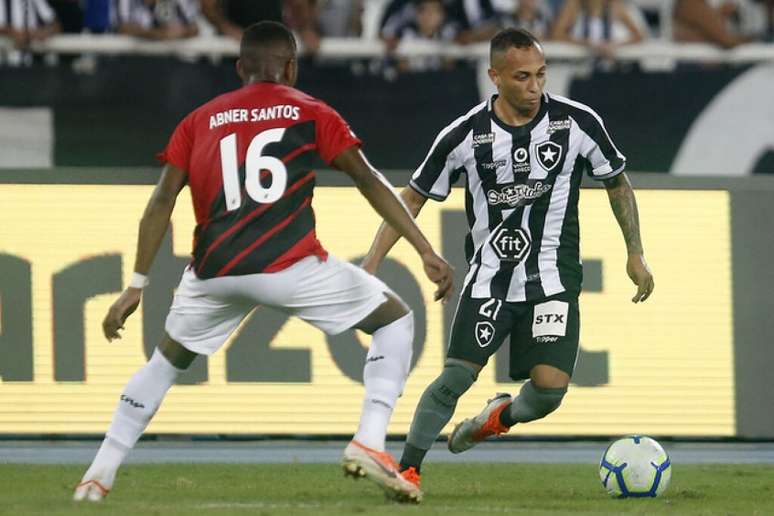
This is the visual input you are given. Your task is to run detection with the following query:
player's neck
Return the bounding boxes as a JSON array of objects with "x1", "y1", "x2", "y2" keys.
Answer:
[
  {"x1": 493, "y1": 96, "x2": 540, "y2": 127},
  {"x1": 245, "y1": 74, "x2": 288, "y2": 87}
]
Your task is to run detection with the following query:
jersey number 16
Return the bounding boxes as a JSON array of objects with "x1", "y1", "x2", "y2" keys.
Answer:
[{"x1": 219, "y1": 128, "x2": 288, "y2": 211}]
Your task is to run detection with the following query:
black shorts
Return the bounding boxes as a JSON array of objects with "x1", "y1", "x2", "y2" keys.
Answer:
[{"x1": 447, "y1": 290, "x2": 580, "y2": 381}]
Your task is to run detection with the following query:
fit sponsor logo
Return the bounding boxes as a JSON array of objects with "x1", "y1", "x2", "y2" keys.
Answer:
[
  {"x1": 547, "y1": 119, "x2": 571, "y2": 134},
  {"x1": 532, "y1": 300, "x2": 569, "y2": 338},
  {"x1": 490, "y1": 227, "x2": 531, "y2": 263},
  {"x1": 482, "y1": 159, "x2": 507, "y2": 170},
  {"x1": 487, "y1": 181, "x2": 552, "y2": 207},
  {"x1": 512, "y1": 147, "x2": 531, "y2": 174},
  {"x1": 120, "y1": 395, "x2": 145, "y2": 409},
  {"x1": 475, "y1": 321, "x2": 495, "y2": 347},
  {"x1": 472, "y1": 132, "x2": 495, "y2": 147}
]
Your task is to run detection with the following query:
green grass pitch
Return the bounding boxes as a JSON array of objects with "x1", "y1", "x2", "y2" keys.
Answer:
[{"x1": 1, "y1": 463, "x2": 773, "y2": 515}]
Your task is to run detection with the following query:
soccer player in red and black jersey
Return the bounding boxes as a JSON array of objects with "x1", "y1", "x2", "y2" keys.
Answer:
[{"x1": 73, "y1": 21, "x2": 452, "y2": 504}]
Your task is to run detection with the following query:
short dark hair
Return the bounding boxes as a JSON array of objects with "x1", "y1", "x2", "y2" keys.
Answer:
[
  {"x1": 240, "y1": 21, "x2": 297, "y2": 60},
  {"x1": 490, "y1": 28, "x2": 541, "y2": 62}
]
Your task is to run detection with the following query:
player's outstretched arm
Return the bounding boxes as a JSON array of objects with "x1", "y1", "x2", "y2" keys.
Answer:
[
  {"x1": 102, "y1": 165, "x2": 187, "y2": 341},
  {"x1": 361, "y1": 186, "x2": 427, "y2": 275},
  {"x1": 603, "y1": 172, "x2": 654, "y2": 303},
  {"x1": 332, "y1": 147, "x2": 453, "y2": 302}
]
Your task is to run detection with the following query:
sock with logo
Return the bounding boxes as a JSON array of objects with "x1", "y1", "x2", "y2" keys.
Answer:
[
  {"x1": 399, "y1": 362, "x2": 478, "y2": 471},
  {"x1": 353, "y1": 311, "x2": 414, "y2": 452},
  {"x1": 79, "y1": 348, "x2": 183, "y2": 488},
  {"x1": 499, "y1": 381, "x2": 567, "y2": 427}
]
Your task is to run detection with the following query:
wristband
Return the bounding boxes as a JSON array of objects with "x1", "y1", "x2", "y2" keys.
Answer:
[{"x1": 129, "y1": 272, "x2": 149, "y2": 289}]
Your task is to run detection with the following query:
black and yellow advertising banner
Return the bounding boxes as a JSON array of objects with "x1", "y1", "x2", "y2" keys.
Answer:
[{"x1": 0, "y1": 181, "x2": 742, "y2": 436}]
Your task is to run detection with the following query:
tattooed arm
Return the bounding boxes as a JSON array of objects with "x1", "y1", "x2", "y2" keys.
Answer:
[{"x1": 603, "y1": 172, "x2": 654, "y2": 303}]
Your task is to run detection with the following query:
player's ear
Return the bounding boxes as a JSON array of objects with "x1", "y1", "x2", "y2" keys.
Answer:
[
  {"x1": 236, "y1": 59, "x2": 247, "y2": 82},
  {"x1": 286, "y1": 57, "x2": 298, "y2": 87},
  {"x1": 488, "y1": 67, "x2": 500, "y2": 88}
]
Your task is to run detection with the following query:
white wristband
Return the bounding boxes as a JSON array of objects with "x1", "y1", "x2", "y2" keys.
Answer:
[{"x1": 129, "y1": 272, "x2": 149, "y2": 289}]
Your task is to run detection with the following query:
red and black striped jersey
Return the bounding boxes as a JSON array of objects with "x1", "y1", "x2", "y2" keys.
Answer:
[{"x1": 158, "y1": 82, "x2": 361, "y2": 279}]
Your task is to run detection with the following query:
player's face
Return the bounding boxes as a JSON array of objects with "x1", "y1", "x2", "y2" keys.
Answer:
[{"x1": 489, "y1": 45, "x2": 546, "y2": 116}]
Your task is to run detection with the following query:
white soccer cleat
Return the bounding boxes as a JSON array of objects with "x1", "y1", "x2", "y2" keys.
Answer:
[
  {"x1": 448, "y1": 392, "x2": 512, "y2": 454},
  {"x1": 73, "y1": 479, "x2": 110, "y2": 502},
  {"x1": 341, "y1": 440, "x2": 422, "y2": 503}
]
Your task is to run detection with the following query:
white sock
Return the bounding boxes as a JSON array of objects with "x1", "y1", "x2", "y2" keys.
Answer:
[
  {"x1": 353, "y1": 311, "x2": 413, "y2": 451},
  {"x1": 81, "y1": 348, "x2": 183, "y2": 487}
]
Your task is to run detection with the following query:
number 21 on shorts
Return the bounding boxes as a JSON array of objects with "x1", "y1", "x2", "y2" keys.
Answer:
[
  {"x1": 479, "y1": 298, "x2": 503, "y2": 320},
  {"x1": 219, "y1": 128, "x2": 288, "y2": 210}
]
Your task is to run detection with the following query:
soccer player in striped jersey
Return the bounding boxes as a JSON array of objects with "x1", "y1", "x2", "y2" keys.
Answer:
[
  {"x1": 363, "y1": 28, "x2": 654, "y2": 499},
  {"x1": 73, "y1": 21, "x2": 452, "y2": 504}
]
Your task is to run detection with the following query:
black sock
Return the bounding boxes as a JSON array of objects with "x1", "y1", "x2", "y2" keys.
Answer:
[
  {"x1": 499, "y1": 401, "x2": 516, "y2": 427},
  {"x1": 399, "y1": 443, "x2": 428, "y2": 473}
]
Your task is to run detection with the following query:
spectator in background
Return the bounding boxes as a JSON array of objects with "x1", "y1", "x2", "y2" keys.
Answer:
[
  {"x1": 673, "y1": 0, "x2": 755, "y2": 47},
  {"x1": 396, "y1": 0, "x2": 460, "y2": 70},
  {"x1": 0, "y1": 0, "x2": 61, "y2": 48},
  {"x1": 115, "y1": 0, "x2": 199, "y2": 40},
  {"x1": 317, "y1": 0, "x2": 363, "y2": 37},
  {"x1": 452, "y1": 0, "x2": 501, "y2": 44},
  {"x1": 202, "y1": 0, "x2": 320, "y2": 53},
  {"x1": 381, "y1": 0, "x2": 500, "y2": 49},
  {"x1": 493, "y1": 0, "x2": 554, "y2": 39},
  {"x1": 551, "y1": 0, "x2": 645, "y2": 59}
]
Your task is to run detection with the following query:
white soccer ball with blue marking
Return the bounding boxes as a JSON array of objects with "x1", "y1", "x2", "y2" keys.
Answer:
[{"x1": 599, "y1": 435, "x2": 671, "y2": 498}]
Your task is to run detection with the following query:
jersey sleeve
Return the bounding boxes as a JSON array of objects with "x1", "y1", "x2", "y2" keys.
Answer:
[
  {"x1": 576, "y1": 110, "x2": 626, "y2": 181},
  {"x1": 157, "y1": 113, "x2": 194, "y2": 172},
  {"x1": 409, "y1": 127, "x2": 464, "y2": 202},
  {"x1": 315, "y1": 103, "x2": 362, "y2": 165}
]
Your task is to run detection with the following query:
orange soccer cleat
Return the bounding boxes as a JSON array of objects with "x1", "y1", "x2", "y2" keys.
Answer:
[{"x1": 448, "y1": 393, "x2": 513, "y2": 454}]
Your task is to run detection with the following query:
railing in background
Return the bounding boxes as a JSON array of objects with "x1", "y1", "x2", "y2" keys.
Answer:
[{"x1": 1, "y1": 35, "x2": 774, "y2": 64}]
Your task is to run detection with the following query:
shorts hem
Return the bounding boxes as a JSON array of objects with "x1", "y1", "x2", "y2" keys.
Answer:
[{"x1": 323, "y1": 291, "x2": 389, "y2": 336}]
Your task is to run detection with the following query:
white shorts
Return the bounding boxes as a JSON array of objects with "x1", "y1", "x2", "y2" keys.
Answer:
[{"x1": 165, "y1": 255, "x2": 391, "y2": 356}]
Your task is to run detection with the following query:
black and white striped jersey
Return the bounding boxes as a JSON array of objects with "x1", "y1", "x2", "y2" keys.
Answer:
[
  {"x1": 410, "y1": 92, "x2": 625, "y2": 302},
  {"x1": 0, "y1": 0, "x2": 56, "y2": 31}
]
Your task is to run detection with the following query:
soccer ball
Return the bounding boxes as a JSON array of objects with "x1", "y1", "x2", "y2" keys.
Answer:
[{"x1": 599, "y1": 435, "x2": 671, "y2": 498}]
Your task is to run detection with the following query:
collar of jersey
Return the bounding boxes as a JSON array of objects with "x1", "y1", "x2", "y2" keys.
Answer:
[{"x1": 488, "y1": 93, "x2": 549, "y2": 136}]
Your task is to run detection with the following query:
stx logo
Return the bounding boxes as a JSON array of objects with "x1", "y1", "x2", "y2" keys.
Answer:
[
  {"x1": 120, "y1": 395, "x2": 145, "y2": 409},
  {"x1": 490, "y1": 227, "x2": 531, "y2": 263},
  {"x1": 535, "y1": 314, "x2": 565, "y2": 324},
  {"x1": 532, "y1": 300, "x2": 569, "y2": 338}
]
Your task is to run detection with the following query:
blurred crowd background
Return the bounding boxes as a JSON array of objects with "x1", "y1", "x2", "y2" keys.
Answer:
[{"x1": 1, "y1": 0, "x2": 773, "y2": 66}]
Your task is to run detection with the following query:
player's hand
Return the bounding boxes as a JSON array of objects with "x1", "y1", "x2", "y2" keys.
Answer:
[
  {"x1": 626, "y1": 254, "x2": 654, "y2": 303},
  {"x1": 420, "y1": 250, "x2": 454, "y2": 303},
  {"x1": 102, "y1": 288, "x2": 142, "y2": 341}
]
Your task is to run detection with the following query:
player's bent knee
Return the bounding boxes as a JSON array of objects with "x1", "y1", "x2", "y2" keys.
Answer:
[
  {"x1": 523, "y1": 381, "x2": 567, "y2": 419},
  {"x1": 530, "y1": 364, "x2": 571, "y2": 390},
  {"x1": 429, "y1": 362, "x2": 478, "y2": 406},
  {"x1": 158, "y1": 335, "x2": 198, "y2": 370},
  {"x1": 445, "y1": 357, "x2": 484, "y2": 376},
  {"x1": 355, "y1": 292, "x2": 410, "y2": 334}
]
